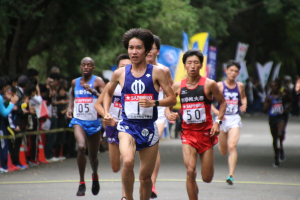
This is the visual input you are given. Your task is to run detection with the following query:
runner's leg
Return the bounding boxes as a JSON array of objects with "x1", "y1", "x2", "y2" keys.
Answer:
[
  {"x1": 74, "y1": 125, "x2": 87, "y2": 182},
  {"x1": 200, "y1": 147, "x2": 214, "y2": 183},
  {"x1": 227, "y1": 127, "x2": 240, "y2": 176}
]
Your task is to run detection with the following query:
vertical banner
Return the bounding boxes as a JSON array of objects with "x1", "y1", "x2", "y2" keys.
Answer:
[
  {"x1": 236, "y1": 61, "x2": 249, "y2": 84},
  {"x1": 182, "y1": 31, "x2": 189, "y2": 53},
  {"x1": 189, "y1": 32, "x2": 209, "y2": 77},
  {"x1": 207, "y1": 46, "x2": 217, "y2": 80},
  {"x1": 271, "y1": 63, "x2": 281, "y2": 81},
  {"x1": 157, "y1": 45, "x2": 182, "y2": 80},
  {"x1": 235, "y1": 42, "x2": 249, "y2": 62},
  {"x1": 256, "y1": 61, "x2": 273, "y2": 101}
]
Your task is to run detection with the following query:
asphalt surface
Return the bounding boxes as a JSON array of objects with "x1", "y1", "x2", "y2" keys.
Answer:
[{"x1": 1, "y1": 115, "x2": 300, "y2": 200}]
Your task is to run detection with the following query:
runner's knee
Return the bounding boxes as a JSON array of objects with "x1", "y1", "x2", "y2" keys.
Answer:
[
  {"x1": 122, "y1": 158, "x2": 134, "y2": 171},
  {"x1": 186, "y1": 166, "x2": 197, "y2": 180},
  {"x1": 202, "y1": 174, "x2": 213, "y2": 183},
  {"x1": 77, "y1": 145, "x2": 86, "y2": 155},
  {"x1": 219, "y1": 145, "x2": 227, "y2": 156}
]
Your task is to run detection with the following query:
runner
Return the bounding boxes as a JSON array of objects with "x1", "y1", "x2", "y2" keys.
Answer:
[
  {"x1": 211, "y1": 60, "x2": 247, "y2": 185},
  {"x1": 165, "y1": 50, "x2": 226, "y2": 200},
  {"x1": 263, "y1": 80, "x2": 291, "y2": 167},
  {"x1": 103, "y1": 28, "x2": 176, "y2": 200},
  {"x1": 94, "y1": 54, "x2": 131, "y2": 200},
  {"x1": 145, "y1": 35, "x2": 173, "y2": 199},
  {"x1": 66, "y1": 57, "x2": 106, "y2": 196}
]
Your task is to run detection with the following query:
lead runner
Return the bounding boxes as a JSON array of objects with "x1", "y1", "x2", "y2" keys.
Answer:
[{"x1": 103, "y1": 28, "x2": 176, "y2": 200}]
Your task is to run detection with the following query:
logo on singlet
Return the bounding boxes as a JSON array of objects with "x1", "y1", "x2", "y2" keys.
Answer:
[
  {"x1": 146, "y1": 74, "x2": 151, "y2": 78},
  {"x1": 224, "y1": 92, "x2": 238, "y2": 100},
  {"x1": 141, "y1": 128, "x2": 149, "y2": 137},
  {"x1": 131, "y1": 80, "x2": 145, "y2": 94}
]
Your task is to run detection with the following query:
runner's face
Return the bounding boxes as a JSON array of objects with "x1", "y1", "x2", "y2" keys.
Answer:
[
  {"x1": 118, "y1": 59, "x2": 131, "y2": 69},
  {"x1": 128, "y1": 38, "x2": 146, "y2": 64},
  {"x1": 226, "y1": 65, "x2": 239, "y2": 81},
  {"x1": 80, "y1": 58, "x2": 95, "y2": 76},
  {"x1": 146, "y1": 43, "x2": 159, "y2": 63},
  {"x1": 184, "y1": 55, "x2": 202, "y2": 77},
  {"x1": 270, "y1": 82, "x2": 279, "y2": 93}
]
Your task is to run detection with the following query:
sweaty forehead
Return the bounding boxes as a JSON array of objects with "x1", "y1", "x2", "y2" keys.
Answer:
[{"x1": 81, "y1": 57, "x2": 94, "y2": 64}]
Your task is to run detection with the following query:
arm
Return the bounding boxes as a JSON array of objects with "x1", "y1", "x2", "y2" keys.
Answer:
[
  {"x1": 66, "y1": 79, "x2": 76, "y2": 118},
  {"x1": 165, "y1": 81, "x2": 180, "y2": 121},
  {"x1": 103, "y1": 70, "x2": 121, "y2": 125},
  {"x1": 211, "y1": 105, "x2": 219, "y2": 116},
  {"x1": 238, "y1": 82, "x2": 247, "y2": 113},
  {"x1": 263, "y1": 95, "x2": 271, "y2": 113},
  {"x1": 209, "y1": 80, "x2": 226, "y2": 136},
  {"x1": 164, "y1": 66, "x2": 174, "y2": 86},
  {"x1": 0, "y1": 95, "x2": 18, "y2": 117},
  {"x1": 83, "y1": 77, "x2": 106, "y2": 98},
  {"x1": 94, "y1": 82, "x2": 110, "y2": 117},
  {"x1": 296, "y1": 79, "x2": 300, "y2": 94}
]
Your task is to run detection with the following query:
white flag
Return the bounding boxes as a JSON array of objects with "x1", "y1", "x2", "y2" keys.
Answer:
[
  {"x1": 271, "y1": 63, "x2": 281, "y2": 81},
  {"x1": 235, "y1": 42, "x2": 249, "y2": 62},
  {"x1": 236, "y1": 60, "x2": 249, "y2": 84}
]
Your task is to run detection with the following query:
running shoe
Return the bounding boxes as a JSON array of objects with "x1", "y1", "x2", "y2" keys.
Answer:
[
  {"x1": 91, "y1": 174, "x2": 100, "y2": 195},
  {"x1": 279, "y1": 149, "x2": 286, "y2": 162},
  {"x1": 0, "y1": 168, "x2": 8, "y2": 173},
  {"x1": 76, "y1": 183, "x2": 86, "y2": 196},
  {"x1": 273, "y1": 157, "x2": 280, "y2": 167},
  {"x1": 226, "y1": 175, "x2": 234, "y2": 185},
  {"x1": 150, "y1": 185, "x2": 157, "y2": 199},
  {"x1": 121, "y1": 197, "x2": 127, "y2": 200},
  {"x1": 15, "y1": 164, "x2": 28, "y2": 170}
]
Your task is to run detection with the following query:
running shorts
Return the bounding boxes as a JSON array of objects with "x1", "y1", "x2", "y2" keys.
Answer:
[
  {"x1": 181, "y1": 129, "x2": 218, "y2": 154},
  {"x1": 69, "y1": 118, "x2": 102, "y2": 137},
  {"x1": 218, "y1": 114, "x2": 242, "y2": 133},
  {"x1": 106, "y1": 125, "x2": 119, "y2": 145},
  {"x1": 156, "y1": 106, "x2": 167, "y2": 126},
  {"x1": 117, "y1": 120, "x2": 159, "y2": 151},
  {"x1": 269, "y1": 115, "x2": 285, "y2": 128}
]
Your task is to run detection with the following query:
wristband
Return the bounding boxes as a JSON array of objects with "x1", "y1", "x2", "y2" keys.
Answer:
[{"x1": 92, "y1": 89, "x2": 97, "y2": 96}]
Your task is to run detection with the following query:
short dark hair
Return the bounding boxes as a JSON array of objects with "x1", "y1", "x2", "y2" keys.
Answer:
[
  {"x1": 49, "y1": 72, "x2": 61, "y2": 81},
  {"x1": 226, "y1": 60, "x2": 241, "y2": 70},
  {"x1": 153, "y1": 35, "x2": 161, "y2": 50},
  {"x1": 17, "y1": 75, "x2": 29, "y2": 88},
  {"x1": 24, "y1": 84, "x2": 36, "y2": 96},
  {"x1": 116, "y1": 54, "x2": 130, "y2": 67},
  {"x1": 26, "y1": 68, "x2": 39, "y2": 77},
  {"x1": 182, "y1": 50, "x2": 204, "y2": 64},
  {"x1": 122, "y1": 28, "x2": 154, "y2": 54}
]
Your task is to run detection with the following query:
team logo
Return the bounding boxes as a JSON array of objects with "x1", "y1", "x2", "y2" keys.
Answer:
[
  {"x1": 141, "y1": 128, "x2": 149, "y2": 137},
  {"x1": 146, "y1": 74, "x2": 151, "y2": 78},
  {"x1": 131, "y1": 80, "x2": 145, "y2": 94},
  {"x1": 125, "y1": 126, "x2": 129, "y2": 130},
  {"x1": 199, "y1": 96, "x2": 204, "y2": 101},
  {"x1": 181, "y1": 90, "x2": 187, "y2": 94}
]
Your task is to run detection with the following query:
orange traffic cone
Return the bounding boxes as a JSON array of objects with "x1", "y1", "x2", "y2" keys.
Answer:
[
  {"x1": 19, "y1": 142, "x2": 28, "y2": 167},
  {"x1": 7, "y1": 152, "x2": 18, "y2": 172},
  {"x1": 37, "y1": 136, "x2": 48, "y2": 164}
]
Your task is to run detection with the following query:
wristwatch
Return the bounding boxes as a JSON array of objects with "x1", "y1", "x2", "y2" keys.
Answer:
[
  {"x1": 154, "y1": 100, "x2": 159, "y2": 107},
  {"x1": 216, "y1": 119, "x2": 222, "y2": 125}
]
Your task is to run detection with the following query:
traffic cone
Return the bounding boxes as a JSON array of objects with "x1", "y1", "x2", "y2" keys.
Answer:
[
  {"x1": 19, "y1": 142, "x2": 28, "y2": 167},
  {"x1": 7, "y1": 152, "x2": 18, "y2": 172},
  {"x1": 37, "y1": 136, "x2": 48, "y2": 164}
]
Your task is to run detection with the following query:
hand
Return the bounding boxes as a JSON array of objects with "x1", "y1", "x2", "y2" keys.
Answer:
[
  {"x1": 139, "y1": 98, "x2": 154, "y2": 108},
  {"x1": 15, "y1": 126, "x2": 20, "y2": 132},
  {"x1": 10, "y1": 95, "x2": 19, "y2": 104},
  {"x1": 103, "y1": 113, "x2": 116, "y2": 126},
  {"x1": 210, "y1": 123, "x2": 220, "y2": 137},
  {"x1": 166, "y1": 112, "x2": 179, "y2": 121},
  {"x1": 82, "y1": 84, "x2": 93, "y2": 93},
  {"x1": 240, "y1": 104, "x2": 247, "y2": 113},
  {"x1": 66, "y1": 109, "x2": 73, "y2": 118}
]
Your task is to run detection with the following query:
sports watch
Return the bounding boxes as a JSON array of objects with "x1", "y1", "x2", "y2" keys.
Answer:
[
  {"x1": 216, "y1": 119, "x2": 222, "y2": 125},
  {"x1": 154, "y1": 100, "x2": 160, "y2": 107}
]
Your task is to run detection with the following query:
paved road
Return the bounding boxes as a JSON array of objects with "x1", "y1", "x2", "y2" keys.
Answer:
[{"x1": 1, "y1": 115, "x2": 300, "y2": 200}]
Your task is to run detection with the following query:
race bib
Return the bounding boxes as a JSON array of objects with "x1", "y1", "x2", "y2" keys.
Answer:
[
  {"x1": 182, "y1": 102, "x2": 206, "y2": 124},
  {"x1": 110, "y1": 101, "x2": 122, "y2": 121},
  {"x1": 74, "y1": 97, "x2": 97, "y2": 120},
  {"x1": 271, "y1": 103, "x2": 283, "y2": 115},
  {"x1": 124, "y1": 94, "x2": 153, "y2": 119},
  {"x1": 226, "y1": 99, "x2": 239, "y2": 114}
]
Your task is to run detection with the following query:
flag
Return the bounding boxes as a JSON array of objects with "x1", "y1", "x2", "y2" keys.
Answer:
[
  {"x1": 271, "y1": 63, "x2": 281, "y2": 81},
  {"x1": 157, "y1": 45, "x2": 182, "y2": 79},
  {"x1": 236, "y1": 61, "x2": 249, "y2": 84},
  {"x1": 182, "y1": 31, "x2": 189, "y2": 52},
  {"x1": 207, "y1": 46, "x2": 217, "y2": 80},
  {"x1": 235, "y1": 42, "x2": 249, "y2": 62}
]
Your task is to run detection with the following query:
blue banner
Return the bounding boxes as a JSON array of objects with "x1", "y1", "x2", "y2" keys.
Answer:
[
  {"x1": 157, "y1": 45, "x2": 182, "y2": 79},
  {"x1": 207, "y1": 46, "x2": 217, "y2": 80},
  {"x1": 182, "y1": 31, "x2": 189, "y2": 52}
]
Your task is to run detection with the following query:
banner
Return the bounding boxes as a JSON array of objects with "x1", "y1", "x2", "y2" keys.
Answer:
[
  {"x1": 256, "y1": 61, "x2": 273, "y2": 101},
  {"x1": 236, "y1": 61, "x2": 249, "y2": 84},
  {"x1": 207, "y1": 46, "x2": 217, "y2": 80},
  {"x1": 182, "y1": 31, "x2": 189, "y2": 53},
  {"x1": 235, "y1": 42, "x2": 249, "y2": 62},
  {"x1": 271, "y1": 63, "x2": 281, "y2": 81},
  {"x1": 190, "y1": 32, "x2": 209, "y2": 77},
  {"x1": 157, "y1": 45, "x2": 182, "y2": 79}
]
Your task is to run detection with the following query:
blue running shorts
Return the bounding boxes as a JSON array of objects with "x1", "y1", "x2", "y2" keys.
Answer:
[
  {"x1": 117, "y1": 120, "x2": 159, "y2": 151},
  {"x1": 106, "y1": 125, "x2": 119, "y2": 145},
  {"x1": 69, "y1": 118, "x2": 102, "y2": 136}
]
